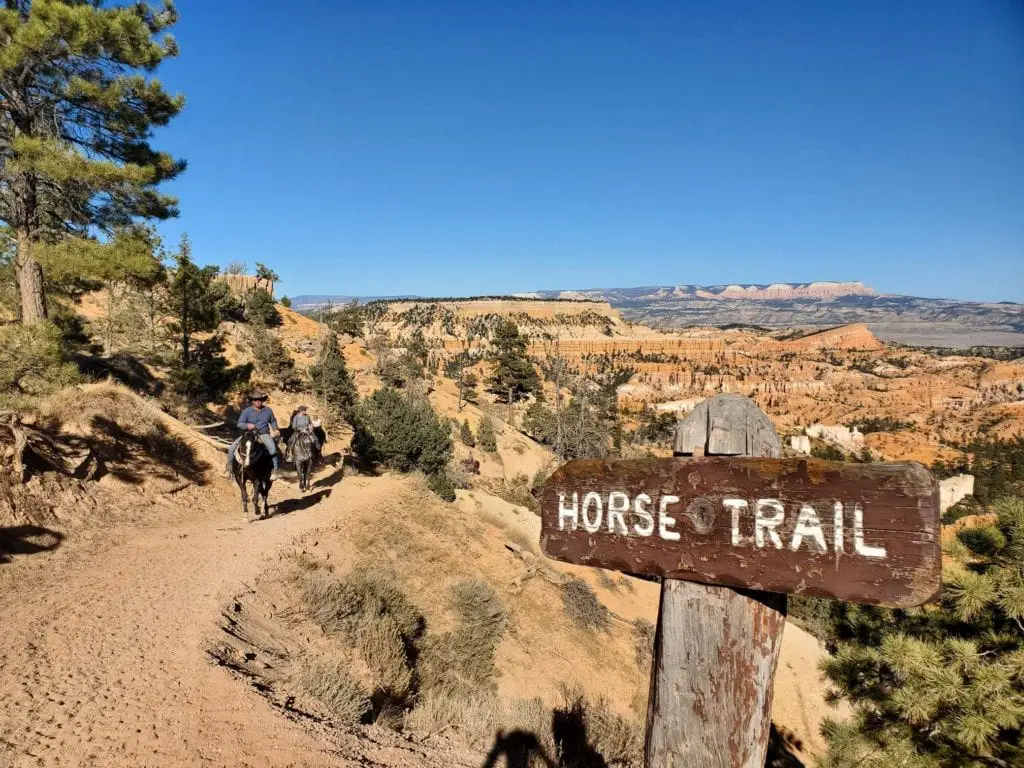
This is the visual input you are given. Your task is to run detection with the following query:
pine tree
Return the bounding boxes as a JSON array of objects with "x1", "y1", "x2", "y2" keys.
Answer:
[
  {"x1": 309, "y1": 332, "x2": 357, "y2": 423},
  {"x1": 487, "y1": 319, "x2": 539, "y2": 405},
  {"x1": 1, "y1": 1, "x2": 185, "y2": 324},
  {"x1": 820, "y1": 495, "x2": 1024, "y2": 767},
  {"x1": 477, "y1": 416, "x2": 498, "y2": 453},
  {"x1": 165, "y1": 235, "x2": 219, "y2": 370},
  {"x1": 459, "y1": 419, "x2": 475, "y2": 447}
]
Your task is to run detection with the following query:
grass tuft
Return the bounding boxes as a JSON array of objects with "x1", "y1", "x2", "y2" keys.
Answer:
[
  {"x1": 291, "y1": 655, "x2": 371, "y2": 727},
  {"x1": 561, "y1": 577, "x2": 610, "y2": 632}
]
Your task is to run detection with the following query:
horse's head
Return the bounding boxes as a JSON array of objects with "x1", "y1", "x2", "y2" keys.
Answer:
[{"x1": 239, "y1": 431, "x2": 267, "y2": 468}]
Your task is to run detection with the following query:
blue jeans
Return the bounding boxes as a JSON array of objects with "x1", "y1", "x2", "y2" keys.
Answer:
[{"x1": 228, "y1": 432, "x2": 279, "y2": 471}]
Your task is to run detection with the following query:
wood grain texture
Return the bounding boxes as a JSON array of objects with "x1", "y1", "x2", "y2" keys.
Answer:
[
  {"x1": 645, "y1": 583, "x2": 787, "y2": 768},
  {"x1": 647, "y1": 396, "x2": 785, "y2": 768},
  {"x1": 539, "y1": 456, "x2": 941, "y2": 607},
  {"x1": 674, "y1": 393, "x2": 783, "y2": 458}
]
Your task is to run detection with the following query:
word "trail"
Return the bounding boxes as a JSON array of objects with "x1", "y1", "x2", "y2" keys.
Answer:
[{"x1": 556, "y1": 491, "x2": 887, "y2": 558}]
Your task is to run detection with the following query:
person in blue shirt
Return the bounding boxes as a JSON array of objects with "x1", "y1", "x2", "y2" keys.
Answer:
[{"x1": 224, "y1": 390, "x2": 281, "y2": 480}]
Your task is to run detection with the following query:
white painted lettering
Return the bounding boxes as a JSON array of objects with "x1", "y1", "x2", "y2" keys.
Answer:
[
  {"x1": 607, "y1": 492, "x2": 630, "y2": 535},
  {"x1": 659, "y1": 495, "x2": 681, "y2": 541},
  {"x1": 833, "y1": 501, "x2": 845, "y2": 553},
  {"x1": 558, "y1": 492, "x2": 579, "y2": 531},
  {"x1": 581, "y1": 492, "x2": 603, "y2": 533},
  {"x1": 853, "y1": 504, "x2": 886, "y2": 558},
  {"x1": 633, "y1": 494, "x2": 654, "y2": 536},
  {"x1": 791, "y1": 504, "x2": 827, "y2": 553},
  {"x1": 755, "y1": 499, "x2": 785, "y2": 549},
  {"x1": 723, "y1": 499, "x2": 748, "y2": 546}
]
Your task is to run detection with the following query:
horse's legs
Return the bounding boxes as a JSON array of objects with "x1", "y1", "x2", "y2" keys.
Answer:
[
  {"x1": 239, "y1": 475, "x2": 250, "y2": 518},
  {"x1": 263, "y1": 479, "x2": 272, "y2": 518}
]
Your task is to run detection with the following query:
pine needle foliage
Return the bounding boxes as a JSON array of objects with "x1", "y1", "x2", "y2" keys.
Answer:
[
  {"x1": 477, "y1": 416, "x2": 497, "y2": 453},
  {"x1": 308, "y1": 332, "x2": 357, "y2": 423},
  {"x1": 486, "y1": 319, "x2": 539, "y2": 403},
  {"x1": 1, "y1": 0, "x2": 185, "y2": 323},
  {"x1": 820, "y1": 495, "x2": 1024, "y2": 767}
]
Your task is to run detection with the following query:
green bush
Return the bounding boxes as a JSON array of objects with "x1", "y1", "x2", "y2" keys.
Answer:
[
  {"x1": 351, "y1": 387, "x2": 453, "y2": 477},
  {"x1": 245, "y1": 323, "x2": 299, "y2": 389},
  {"x1": 459, "y1": 419, "x2": 475, "y2": 447},
  {"x1": 477, "y1": 416, "x2": 498, "y2": 452},
  {"x1": 0, "y1": 322, "x2": 79, "y2": 403},
  {"x1": 170, "y1": 335, "x2": 252, "y2": 401},
  {"x1": 242, "y1": 288, "x2": 281, "y2": 327},
  {"x1": 426, "y1": 470, "x2": 457, "y2": 502}
]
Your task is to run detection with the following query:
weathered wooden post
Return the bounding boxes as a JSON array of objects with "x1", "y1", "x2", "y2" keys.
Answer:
[{"x1": 539, "y1": 393, "x2": 941, "y2": 768}]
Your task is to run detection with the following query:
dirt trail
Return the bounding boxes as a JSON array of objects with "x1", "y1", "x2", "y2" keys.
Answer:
[{"x1": 0, "y1": 473, "x2": 429, "y2": 768}]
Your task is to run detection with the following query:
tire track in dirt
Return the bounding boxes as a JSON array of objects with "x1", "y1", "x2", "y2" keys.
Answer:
[{"x1": 0, "y1": 474, "x2": 402, "y2": 768}]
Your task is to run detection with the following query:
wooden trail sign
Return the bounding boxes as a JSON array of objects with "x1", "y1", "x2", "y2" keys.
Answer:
[
  {"x1": 540, "y1": 456, "x2": 941, "y2": 607},
  {"x1": 537, "y1": 394, "x2": 942, "y2": 768}
]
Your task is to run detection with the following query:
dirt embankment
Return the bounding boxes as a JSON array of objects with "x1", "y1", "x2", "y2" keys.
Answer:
[{"x1": 0, "y1": 382, "x2": 843, "y2": 768}]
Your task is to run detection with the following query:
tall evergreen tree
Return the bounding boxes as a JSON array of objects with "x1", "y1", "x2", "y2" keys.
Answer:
[
  {"x1": 309, "y1": 331, "x2": 357, "y2": 422},
  {"x1": 164, "y1": 234, "x2": 219, "y2": 369},
  {"x1": 1, "y1": 0, "x2": 185, "y2": 324},
  {"x1": 487, "y1": 319, "x2": 539, "y2": 405}
]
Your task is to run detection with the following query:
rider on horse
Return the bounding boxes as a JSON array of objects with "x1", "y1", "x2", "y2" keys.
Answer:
[
  {"x1": 286, "y1": 405, "x2": 322, "y2": 461},
  {"x1": 225, "y1": 390, "x2": 281, "y2": 481}
]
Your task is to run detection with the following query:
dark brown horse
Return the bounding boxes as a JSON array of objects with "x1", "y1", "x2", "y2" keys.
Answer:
[{"x1": 233, "y1": 431, "x2": 274, "y2": 519}]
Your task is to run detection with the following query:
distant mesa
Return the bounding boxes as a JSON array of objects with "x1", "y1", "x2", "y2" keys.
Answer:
[{"x1": 655, "y1": 281, "x2": 877, "y2": 301}]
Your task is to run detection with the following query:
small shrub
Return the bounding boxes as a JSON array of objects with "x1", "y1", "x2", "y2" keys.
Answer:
[
  {"x1": 810, "y1": 440, "x2": 845, "y2": 461},
  {"x1": 244, "y1": 323, "x2": 298, "y2": 389},
  {"x1": 631, "y1": 619, "x2": 655, "y2": 668},
  {"x1": 459, "y1": 419, "x2": 475, "y2": 447},
  {"x1": 555, "y1": 684, "x2": 643, "y2": 767},
  {"x1": 0, "y1": 322, "x2": 79, "y2": 402},
  {"x1": 420, "y1": 579, "x2": 507, "y2": 695},
  {"x1": 292, "y1": 656, "x2": 371, "y2": 727},
  {"x1": 561, "y1": 577, "x2": 609, "y2": 632},
  {"x1": 426, "y1": 470, "x2": 456, "y2": 502},
  {"x1": 597, "y1": 570, "x2": 619, "y2": 592},
  {"x1": 445, "y1": 460, "x2": 472, "y2": 490},
  {"x1": 957, "y1": 525, "x2": 1007, "y2": 557},
  {"x1": 356, "y1": 616, "x2": 413, "y2": 698},
  {"x1": 477, "y1": 416, "x2": 498, "y2": 452}
]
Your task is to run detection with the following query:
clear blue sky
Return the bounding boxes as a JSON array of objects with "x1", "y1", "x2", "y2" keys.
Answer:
[{"x1": 156, "y1": 1, "x2": 1024, "y2": 302}]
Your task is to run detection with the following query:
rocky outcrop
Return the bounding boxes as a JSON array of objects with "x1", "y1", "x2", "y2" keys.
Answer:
[{"x1": 939, "y1": 475, "x2": 975, "y2": 513}]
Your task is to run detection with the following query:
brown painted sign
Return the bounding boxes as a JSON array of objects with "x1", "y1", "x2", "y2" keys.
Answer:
[{"x1": 540, "y1": 457, "x2": 941, "y2": 607}]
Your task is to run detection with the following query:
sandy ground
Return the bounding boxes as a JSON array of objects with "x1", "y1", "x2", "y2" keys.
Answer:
[
  {"x1": 0, "y1": 467, "x2": 840, "y2": 768},
  {"x1": 0, "y1": 469, "x2": 473, "y2": 768}
]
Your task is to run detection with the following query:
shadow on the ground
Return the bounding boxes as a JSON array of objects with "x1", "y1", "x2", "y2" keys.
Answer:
[
  {"x1": 765, "y1": 723, "x2": 805, "y2": 767},
  {"x1": 0, "y1": 525, "x2": 64, "y2": 564},
  {"x1": 272, "y1": 488, "x2": 331, "y2": 517},
  {"x1": 89, "y1": 416, "x2": 210, "y2": 486},
  {"x1": 72, "y1": 353, "x2": 164, "y2": 397},
  {"x1": 482, "y1": 702, "x2": 611, "y2": 768}
]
